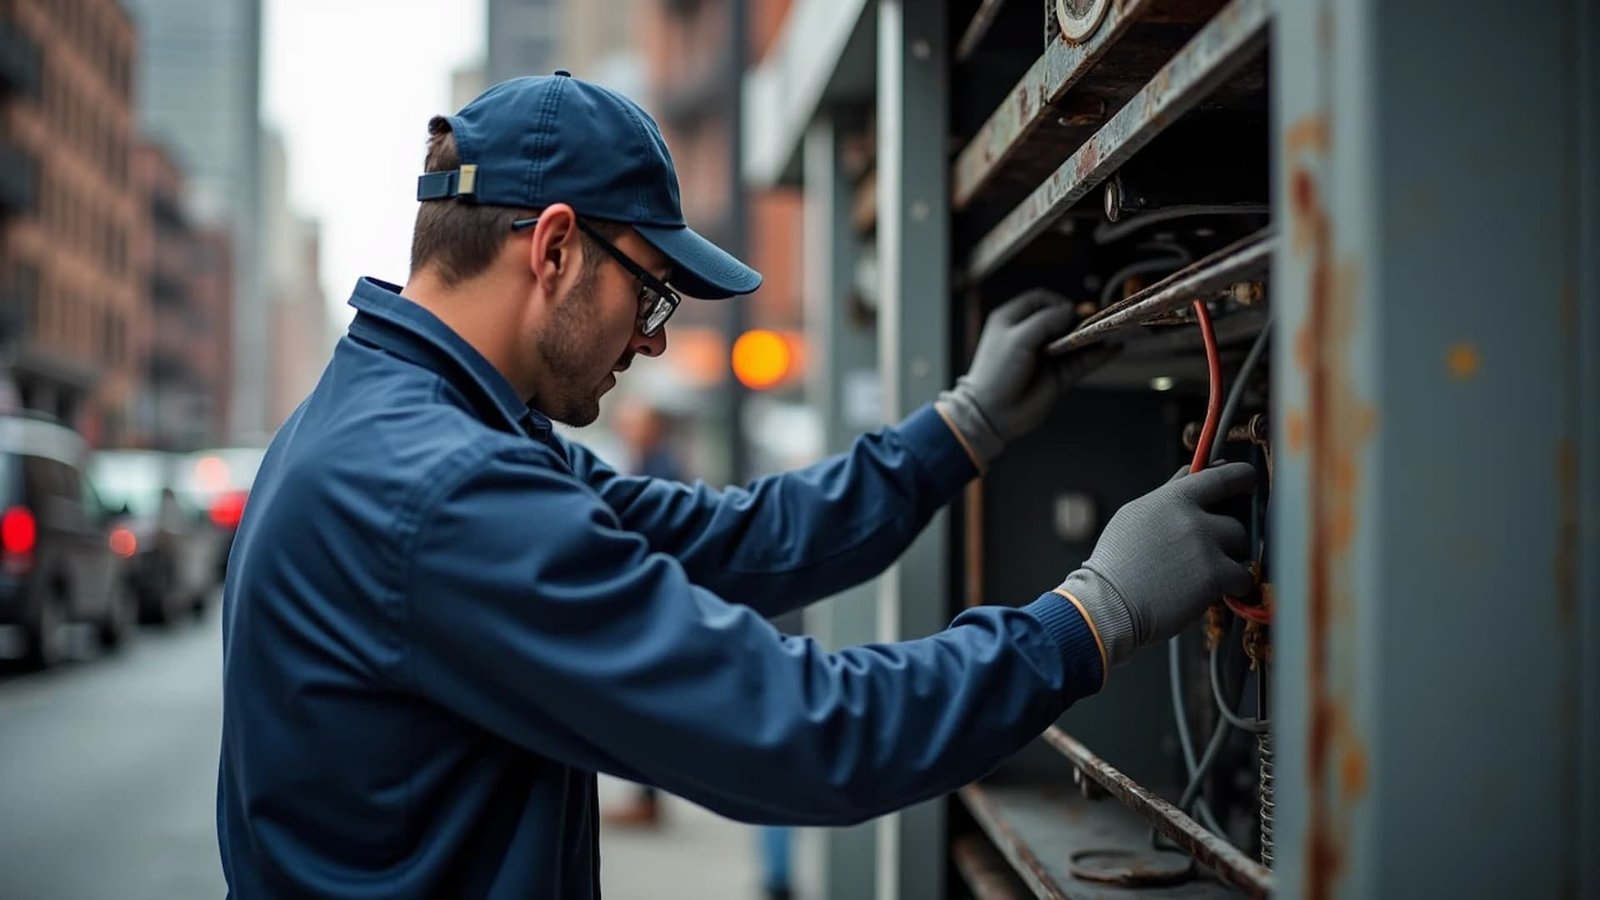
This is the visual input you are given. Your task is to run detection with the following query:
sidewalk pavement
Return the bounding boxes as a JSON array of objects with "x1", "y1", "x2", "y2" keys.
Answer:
[{"x1": 598, "y1": 775, "x2": 770, "y2": 900}]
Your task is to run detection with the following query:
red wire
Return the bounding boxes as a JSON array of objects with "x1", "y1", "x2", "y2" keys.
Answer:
[
  {"x1": 1190, "y1": 300, "x2": 1223, "y2": 473},
  {"x1": 1190, "y1": 299, "x2": 1273, "y2": 625},
  {"x1": 1226, "y1": 595, "x2": 1273, "y2": 625}
]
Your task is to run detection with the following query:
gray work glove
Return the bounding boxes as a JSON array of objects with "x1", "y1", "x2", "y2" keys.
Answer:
[
  {"x1": 936, "y1": 289, "x2": 1115, "y2": 467},
  {"x1": 1057, "y1": 463, "x2": 1257, "y2": 668}
]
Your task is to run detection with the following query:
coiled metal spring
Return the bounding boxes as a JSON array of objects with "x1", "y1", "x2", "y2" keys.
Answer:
[{"x1": 1257, "y1": 730, "x2": 1275, "y2": 867}]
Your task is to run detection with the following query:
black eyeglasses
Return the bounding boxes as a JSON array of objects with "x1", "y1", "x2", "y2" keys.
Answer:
[{"x1": 510, "y1": 217, "x2": 680, "y2": 337}]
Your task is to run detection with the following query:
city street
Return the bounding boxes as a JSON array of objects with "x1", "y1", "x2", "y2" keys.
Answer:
[
  {"x1": 0, "y1": 608, "x2": 227, "y2": 900},
  {"x1": 0, "y1": 605, "x2": 763, "y2": 900}
]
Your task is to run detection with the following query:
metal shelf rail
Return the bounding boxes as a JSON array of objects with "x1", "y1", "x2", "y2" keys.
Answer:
[
  {"x1": 1038, "y1": 730, "x2": 1273, "y2": 898},
  {"x1": 1047, "y1": 228, "x2": 1275, "y2": 355},
  {"x1": 963, "y1": 0, "x2": 1269, "y2": 283},
  {"x1": 952, "y1": 0, "x2": 1171, "y2": 208}
]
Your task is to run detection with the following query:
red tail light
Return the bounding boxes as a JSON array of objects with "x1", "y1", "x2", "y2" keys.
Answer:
[
  {"x1": 109, "y1": 527, "x2": 138, "y2": 558},
  {"x1": 210, "y1": 490, "x2": 247, "y2": 529},
  {"x1": 2, "y1": 506, "x2": 36, "y2": 556}
]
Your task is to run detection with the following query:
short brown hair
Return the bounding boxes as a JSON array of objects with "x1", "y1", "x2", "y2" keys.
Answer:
[{"x1": 409, "y1": 116, "x2": 625, "y2": 287}]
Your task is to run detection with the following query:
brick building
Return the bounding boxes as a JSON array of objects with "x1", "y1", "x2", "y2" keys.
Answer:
[
  {"x1": 0, "y1": 0, "x2": 141, "y2": 445},
  {"x1": 134, "y1": 140, "x2": 229, "y2": 449},
  {"x1": 640, "y1": 0, "x2": 806, "y2": 476}
]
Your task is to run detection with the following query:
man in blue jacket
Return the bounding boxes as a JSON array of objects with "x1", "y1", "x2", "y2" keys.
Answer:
[{"x1": 217, "y1": 72, "x2": 1255, "y2": 898}]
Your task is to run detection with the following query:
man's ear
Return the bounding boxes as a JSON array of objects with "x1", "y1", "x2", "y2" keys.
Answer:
[{"x1": 526, "y1": 203, "x2": 582, "y2": 290}]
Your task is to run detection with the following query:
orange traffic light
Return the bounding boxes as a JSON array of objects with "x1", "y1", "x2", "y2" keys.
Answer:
[{"x1": 731, "y1": 329, "x2": 794, "y2": 390}]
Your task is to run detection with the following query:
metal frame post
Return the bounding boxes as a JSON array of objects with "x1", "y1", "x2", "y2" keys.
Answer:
[
  {"x1": 1273, "y1": 3, "x2": 1593, "y2": 896},
  {"x1": 1578, "y1": 2, "x2": 1600, "y2": 894},
  {"x1": 800, "y1": 115, "x2": 880, "y2": 900},
  {"x1": 876, "y1": 0, "x2": 950, "y2": 897}
]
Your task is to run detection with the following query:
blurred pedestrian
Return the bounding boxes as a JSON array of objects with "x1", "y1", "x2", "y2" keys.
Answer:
[
  {"x1": 602, "y1": 398, "x2": 684, "y2": 829},
  {"x1": 216, "y1": 72, "x2": 1255, "y2": 899}
]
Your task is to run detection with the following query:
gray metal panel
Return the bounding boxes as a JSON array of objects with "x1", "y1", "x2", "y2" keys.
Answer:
[
  {"x1": 875, "y1": 1, "x2": 950, "y2": 897},
  {"x1": 1578, "y1": 2, "x2": 1600, "y2": 895},
  {"x1": 1273, "y1": 3, "x2": 1589, "y2": 896},
  {"x1": 800, "y1": 116, "x2": 880, "y2": 900}
]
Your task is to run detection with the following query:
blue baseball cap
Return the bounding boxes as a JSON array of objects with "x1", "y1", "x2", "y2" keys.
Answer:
[{"x1": 416, "y1": 71, "x2": 762, "y2": 300}]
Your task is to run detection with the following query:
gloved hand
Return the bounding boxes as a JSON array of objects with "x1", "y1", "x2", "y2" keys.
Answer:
[
  {"x1": 936, "y1": 289, "x2": 1114, "y2": 467},
  {"x1": 1056, "y1": 463, "x2": 1257, "y2": 669}
]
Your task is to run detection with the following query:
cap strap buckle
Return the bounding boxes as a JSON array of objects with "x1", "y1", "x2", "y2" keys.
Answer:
[{"x1": 416, "y1": 164, "x2": 479, "y2": 201}]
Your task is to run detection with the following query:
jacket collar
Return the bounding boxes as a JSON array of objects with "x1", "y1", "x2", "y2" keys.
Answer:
[{"x1": 345, "y1": 277, "x2": 554, "y2": 441}]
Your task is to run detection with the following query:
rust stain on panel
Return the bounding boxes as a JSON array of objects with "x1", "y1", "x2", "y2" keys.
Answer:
[
  {"x1": 1446, "y1": 343, "x2": 1481, "y2": 380},
  {"x1": 1016, "y1": 83, "x2": 1035, "y2": 122},
  {"x1": 1287, "y1": 110, "x2": 1375, "y2": 900},
  {"x1": 1285, "y1": 409, "x2": 1308, "y2": 455}
]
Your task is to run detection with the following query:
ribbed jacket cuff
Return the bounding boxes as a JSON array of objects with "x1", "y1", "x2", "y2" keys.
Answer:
[
  {"x1": 896, "y1": 403, "x2": 981, "y2": 493},
  {"x1": 1057, "y1": 568, "x2": 1136, "y2": 669},
  {"x1": 1020, "y1": 592, "x2": 1106, "y2": 695}
]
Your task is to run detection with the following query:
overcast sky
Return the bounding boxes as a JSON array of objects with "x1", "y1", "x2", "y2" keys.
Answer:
[{"x1": 262, "y1": 0, "x2": 486, "y2": 325}]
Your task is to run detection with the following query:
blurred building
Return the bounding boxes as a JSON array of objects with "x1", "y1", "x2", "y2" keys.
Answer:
[
  {"x1": 0, "y1": 0, "x2": 143, "y2": 446},
  {"x1": 124, "y1": 0, "x2": 268, "y2": 443},
  {"x1": 639, "y1": 0, "x2": 807, "y2": 477},
  {"x1": 266, "y1": 216, "x2": 328, "y2": 427},
  {"x1": 134, "y1": 140, "x2": 228, "y2": 449},
  {"x1": 188, "y1": 225, "x2": 233, "y2": 444},
  {"x1": 261, "y1": 130, "x2": 332, "y2": 429},
  {"x1": 559, "y1": 0, "x2": 641, "y2": 97},
  {"x1": 486, "y1": 0, "x2": 560, "y2": 84}
]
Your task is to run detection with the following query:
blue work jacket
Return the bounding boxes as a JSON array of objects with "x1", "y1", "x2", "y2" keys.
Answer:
[{"x1": 217, "y1": 277, "x2": 1104, "y2": 899}]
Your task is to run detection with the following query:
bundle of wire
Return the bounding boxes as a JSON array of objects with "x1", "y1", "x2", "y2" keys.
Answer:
[{"x1": 1162, "y1": 300, "x2": 1273, "y2": 849}]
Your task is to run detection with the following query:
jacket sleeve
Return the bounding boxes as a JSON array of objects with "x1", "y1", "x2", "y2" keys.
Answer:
[
  {"x1": 400, "y1": 442, "x2": 1102, "y2": 827},
  {"x1": 559, "y1": 404, "x2": 978, "y2": 619}
]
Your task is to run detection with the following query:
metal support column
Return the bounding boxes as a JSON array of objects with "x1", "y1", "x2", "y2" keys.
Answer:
[
  {"x1": 1578, "y1": 2, "x2": 1600, "y2": 894},
  {"x1": 800, "y1": 116, "x2": 879, "y2": 900},
  {"x1": 1273, "y1": 3, "x2": 1595, "y2": 897},
  {"x1": 875, "y1": 1, "x2": 949, "y2": 898}
]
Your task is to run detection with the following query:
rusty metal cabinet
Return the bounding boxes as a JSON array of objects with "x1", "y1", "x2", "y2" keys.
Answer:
[{"x1": 746, "y1": 1, "x2": 1599, "y2": 897}]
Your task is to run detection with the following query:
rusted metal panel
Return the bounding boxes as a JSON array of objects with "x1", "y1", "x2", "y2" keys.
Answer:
[
  {"x1": 1274, "y1": 2, "x2": 1593, "y2": 897},
  {"x1": 964, "y1": 0, "x2": 1269, "y2": 282},
  {"x1": 953, "y1": 0, "x2": 1242, "y2": 215},
  {"x1": 1038, "y1": 728, "x2": 1274, "y2": 898},
  {"x1": 1045, "y1": 228, "x2": 1273, "y2": 355},
  {"x1": 952, "y1": 0, "x2": 1156, "y2": 210}
]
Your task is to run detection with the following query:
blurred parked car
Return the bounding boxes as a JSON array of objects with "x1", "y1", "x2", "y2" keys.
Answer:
[
  {"x1": 90, "y1": 449, "x2": 226, "y2": 624},
  {"x1": 0, "y1": 414, "x2": 136, "y2": 667},
  {"x1": 175, "y1": 446, "x2": 266, "y2": 582}
]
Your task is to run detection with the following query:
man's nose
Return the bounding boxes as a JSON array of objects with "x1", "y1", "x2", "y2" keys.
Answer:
[{"x1": 632, "y1": 325, "x2": 666, "y2": 358}]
